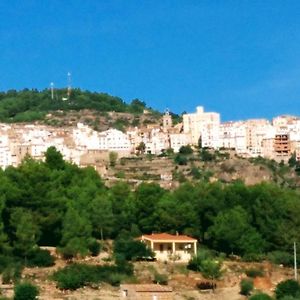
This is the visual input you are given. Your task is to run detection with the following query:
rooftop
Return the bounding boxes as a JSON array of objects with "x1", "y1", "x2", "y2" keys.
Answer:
[{"x1": 139, "y1": 233, "x2": 197, "y2": 242}]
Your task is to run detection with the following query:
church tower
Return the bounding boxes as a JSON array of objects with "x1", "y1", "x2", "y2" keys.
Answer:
[{"x1": 163, "y1": 109, "x2": 172, "y2": 132}]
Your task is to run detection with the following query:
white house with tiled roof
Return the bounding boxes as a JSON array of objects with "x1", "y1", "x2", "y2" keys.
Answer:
[{"x1": 139, "y1": 233, "x2": 197, "y2": 262}]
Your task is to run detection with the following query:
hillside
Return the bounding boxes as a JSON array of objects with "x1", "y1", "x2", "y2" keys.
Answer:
[
  {"x1": 105, "y1": 149, "x2": 300, "y2": 189},
  {"x1": 0, "y1": 89, "x2": 166, "y2": 126}
]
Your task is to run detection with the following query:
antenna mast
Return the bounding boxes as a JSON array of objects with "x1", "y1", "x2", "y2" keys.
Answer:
[
  {"x1": 50, "y1": 82, "x2": 54, "y2": 100},
  {"x1": 67, "y1": 72, "x2": 72, "y2": 99}
]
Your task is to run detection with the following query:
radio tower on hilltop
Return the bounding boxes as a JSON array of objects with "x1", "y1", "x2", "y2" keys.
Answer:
[
  {"x1": 67, "y1": 72, "x2": 72, "y2": 99},
  {"x1": 50, "y1": 82, "x2": 54, "y2": 100}
]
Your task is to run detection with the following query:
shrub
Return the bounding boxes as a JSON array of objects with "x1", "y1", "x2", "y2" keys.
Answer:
[
  {"x1": 200, "y1": 259, "x2": 223, "y2": 280},
  {"x1": 275, "y1": 279, "x2": 300, "y2": 299},
  {"x1": 27, "y1": 249, "x2": 55, "y2": 267},
  {"x1": 268, "y1": 251, "x2": 294, "y2": 267},
  {"x1": 200, "y1": 149, "x2": 215, "y2": 161},
  {"x1": 243, "y1": 253, "x2": 265, "y2": 262},
  {"x1": 52, "y1": 262, "x2": 134, "y2": 290},
  {"x1": 106, "y1": 273, "x2": 124, "y2": 286},
  {"x1": 153, "y1": 273, "x2": 168, "y2": 285},
  {"x1": 187, "y1": 249, "x2": 213, "y2": 272},
  {"x1": 109, "y1": 151, "x2": 118, "y2": 167},
  {"x1": 53, "y1": 264, "x2": 87, "y2": 290},
  {"x1": 14, "y1": 282, "x2": 39, "y2": 300},
  {"x1": 59, "y1": 237, "x2": 89, "y2": 259},
  {"x1": 190, "y1": 167, "x2": 201, "y2": 179},
  {"x1": 113, "y1": 235, "x2": 154, "y2": 261},
  {"x1": 2, "y1": 264, "x2": 23, "y2": 284},
  {"x1": 240, "y1": 278, "x2": 254, "y2": 296},
  {"x1": 174, "y1": 154, "x2": 188, "y2": 165},
  {"x1": 245, "y1": 268, "x2": 264, "y2": 278},
  {"x1": 115, "y1": 256, "x2": 134, "y2": 276},
  {"x1": 88, "y1": 239, "x2": 101, "y2": 257},
  {"x1": 187, "y1": 249, "x2": 223, "y2": 280},
  {"x1": 249, "y1": 293, "x2": 273, "y2": 300},
  {"x1": 179, "y1": 145, "x2": 193, "y2": 155}
]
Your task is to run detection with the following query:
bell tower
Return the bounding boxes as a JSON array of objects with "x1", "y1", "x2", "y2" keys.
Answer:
[{"x1": 163, "y1": 109, "x2": 172, "y2": 132}]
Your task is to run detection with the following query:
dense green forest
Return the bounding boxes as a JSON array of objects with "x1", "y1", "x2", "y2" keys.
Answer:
[
  {"x1": 0, "y1": 147, "x2": 300, "y2": 270},
  {"x1": 0, "y1": 88, "x2": 159, "y2": 122}
]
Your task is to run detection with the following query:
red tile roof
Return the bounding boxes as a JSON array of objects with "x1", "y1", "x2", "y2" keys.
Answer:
[{"x1": 139, "y1": 233, "x2": 197, "y2": 242}]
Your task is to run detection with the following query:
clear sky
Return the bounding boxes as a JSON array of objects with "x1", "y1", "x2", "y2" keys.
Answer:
[{"x1": 1, "y1": 1, "x2": 300, "y2": 121}]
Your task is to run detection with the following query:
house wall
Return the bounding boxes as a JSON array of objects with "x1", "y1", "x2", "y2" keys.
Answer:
[{"x1": 152, "y1": 242, "x2": 194, "y2": 262}]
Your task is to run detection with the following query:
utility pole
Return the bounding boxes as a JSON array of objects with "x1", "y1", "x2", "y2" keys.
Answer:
[
  {"x1": 50, "y1": 82, "x2": 54, "y2": 100},
  {"x1": 67, "y1": 72, "x2": 72, "y2": 99},
  {"x1": 294, "y1": 241, "x2": 298, "y2": 281}
]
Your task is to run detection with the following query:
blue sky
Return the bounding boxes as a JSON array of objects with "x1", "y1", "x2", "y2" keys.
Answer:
[{"x1": 0, "y1": 1, "x2": 300, "y2": 121}]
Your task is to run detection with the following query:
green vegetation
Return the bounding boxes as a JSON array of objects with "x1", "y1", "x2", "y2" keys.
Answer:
[
  {"x1": 187, "y1": 249, "x2": 223, "y2": 280},
  {"x1": 113, "y1": 233, "x2": 154, "y2": 261},
  {"x1": 0, "y1": 89, "x2": 159, "y2": 123},
  {"x1": 52, "y1": 262, "x2": 133, "y2": 290},
  {"x1": 240, "y1": 278, "x2": 254, "y2": 296},
  {"x1": 275, "y1": 280, "x2": 300, "y2": 299},
  {"x1": 14, "y1": 282, "x2": 39, "y2": 300},
  {"x1": 245, "y1": 267, "x2": 264, "y2": 278},
  {"x1": 249, "y1": 293, "x2": 273, "y2": 300},
  {"x1": 0, "y1": 147, "x2": 299, "y2": 287},
  {"x1": 109, "y1": 151, "x2": 118, "y2": 167},
  {"x1": 153, "y1": 272, "x2": 168, "y2": 285}
]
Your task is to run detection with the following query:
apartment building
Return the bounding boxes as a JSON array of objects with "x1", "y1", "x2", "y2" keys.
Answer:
[
  {"x1": 183, "y1": 106, "x2": 220, "y2": 148},
  {"x1": 244, "y1": 119, "x2": 274, "y2": 156}
]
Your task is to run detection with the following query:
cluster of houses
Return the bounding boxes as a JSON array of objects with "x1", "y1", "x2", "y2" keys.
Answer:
[{"x1": 0, "y1": 106, "x2": 299, "y2": 170}]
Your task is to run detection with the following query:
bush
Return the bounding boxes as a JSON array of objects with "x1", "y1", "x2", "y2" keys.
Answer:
[
  {"x1": 88, "y1": 239, "x2": 101, "y2": 257},
  {"x1": 268, "y1": 251, "x2": 294, "y2": 267},
  {"x1": 275, "y1": 279, "x2": 300, "y2": 299},
  {"x1": 240, "y1": 278, "x2": 254, "y2": 296},
  {"x1": 187, "y1": 249, "x2": 212, "y2": 272},
  {"x1": 113, "y1": 235, "x2": 154, "y2": 261},
  {"x1": 243, "y1": 253, "x2": 265, "y2": 262},
  {"x1": 59, "y1": 237, "x2": 89, "y2": 259},
  {"x1": 106, "y1": 273, "x2": 124, "y2": 286},
  {"x1": 14, "y1": 282, "x2": 39, "y2": 300},
  {"x1": 174, "y1": 154, "x2": 188, "y2": 165},
  {"x1": 153, "y1": 273, "x2": 168, "y2": 285},
  {"x1": 200, "y1": 149, "x2": 215, "y2": 161},
  {"x1": 190, "y1": 167, "x2": 201, "y2": 179},
  {"x1": 2, "y1": 264, "x2": 23, "y2": 284},
  {"x1": 187, "y1": 249, "x2": 223, "y2": 280},
  {"x1": 115, "y1": 256, "x2": 134, "y2": 276},
  {"x1": 245, "y1": 268, "x2": 264, "y2": 278},
  {"x1": 249, "y1": 293, "x2": 273, "y2": 300},
  {"x1": 179, "y1": 145, "x2": 193, "y2": 155},
  {"x1": 27, "y1": 249, "x2": 55, "y2": 267},
  {"x1": 52, "y1": 262, "x2": 133, "y2": 290}
]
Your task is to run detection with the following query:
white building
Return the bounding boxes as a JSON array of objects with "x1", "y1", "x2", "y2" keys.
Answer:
[
  {"x1": 183, "y1": 106, "x2": 220, "y2": 148},
  {"x1": 170, "y1": 133, "x2": 192, "y2": 153}
]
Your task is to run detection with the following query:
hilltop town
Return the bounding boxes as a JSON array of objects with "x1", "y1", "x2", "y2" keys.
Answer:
[{"x1": 0, "y1": 105, "x2": 299, "y2": 174}]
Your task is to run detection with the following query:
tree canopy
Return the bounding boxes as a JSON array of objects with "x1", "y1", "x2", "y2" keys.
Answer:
[{"x1": 0, "y1": 147, "x2": 299, "y2": 263}]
